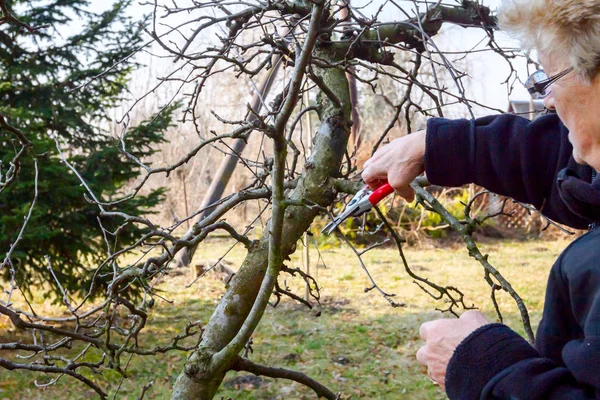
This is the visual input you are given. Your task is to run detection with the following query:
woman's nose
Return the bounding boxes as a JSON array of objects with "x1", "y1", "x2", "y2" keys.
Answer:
[{"x1": 543, "y1": 93, "x2": 556, "y2": 110}]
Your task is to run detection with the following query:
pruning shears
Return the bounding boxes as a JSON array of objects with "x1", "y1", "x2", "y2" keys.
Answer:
[{"x1": 321, "y1": 182, "x2": 395, "y2": 235}]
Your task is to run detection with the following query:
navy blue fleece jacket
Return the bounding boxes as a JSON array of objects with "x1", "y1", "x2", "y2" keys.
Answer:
[{"x1": 424, "y1": 113, "x2": 600, "y2": 399}]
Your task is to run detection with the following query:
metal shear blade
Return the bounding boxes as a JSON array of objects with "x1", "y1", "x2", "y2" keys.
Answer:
[
  {"x1": 321, "y1": 204, "x2": 361, "y2": 234},
  {"x1": 321, "y1": 186, "x2": 373, "y2": 235}
]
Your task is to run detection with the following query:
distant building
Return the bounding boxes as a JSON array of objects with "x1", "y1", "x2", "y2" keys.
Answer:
[{"x1": 507, "y1": 99, "x2": 546, "y2": 120}]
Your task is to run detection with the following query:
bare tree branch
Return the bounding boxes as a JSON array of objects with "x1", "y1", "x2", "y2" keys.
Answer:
[
  {"x1": 409, "y1": 181, "x2": 535, "y2": 343},
  {"x1": 0, "y1": 1, "x2": 48, "y2": 33},
  {"x1": 230, "y1": 356, "x2": 338, "y2": 399}
]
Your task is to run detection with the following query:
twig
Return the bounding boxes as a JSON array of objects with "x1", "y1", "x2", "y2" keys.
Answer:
[{"x1": 338, "y1": 230, "x2": 404, "y2": 308}]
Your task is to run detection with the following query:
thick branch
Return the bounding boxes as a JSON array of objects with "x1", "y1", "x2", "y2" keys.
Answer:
[
  {"x1": 230, "y1": 356, "x2": 337, "y2": 399},
  {"x1": 327, "y1": 1, "x2": 496, "y2": 63}
]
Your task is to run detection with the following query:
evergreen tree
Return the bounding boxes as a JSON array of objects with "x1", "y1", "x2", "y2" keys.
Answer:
[{"x1": 0, "y1": 0, "x2": 171, "y2": 299}]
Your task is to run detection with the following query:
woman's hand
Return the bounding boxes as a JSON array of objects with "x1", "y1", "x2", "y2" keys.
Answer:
[
  {"x1": 361, "y1": 130, "x2": 426, "y2": 202},
  {"x1": 416, "y1": 310, "x2": 490, "y2": 390}
]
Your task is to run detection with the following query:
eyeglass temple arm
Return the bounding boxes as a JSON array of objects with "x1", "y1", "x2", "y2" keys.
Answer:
[{"x1": 534, "y1": 67, "x2": 574, "y2": 92}]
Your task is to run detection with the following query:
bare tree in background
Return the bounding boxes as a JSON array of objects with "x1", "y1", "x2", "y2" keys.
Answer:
[{"x1": 0, "y1": 1, "x2": 556, "y2": 399}]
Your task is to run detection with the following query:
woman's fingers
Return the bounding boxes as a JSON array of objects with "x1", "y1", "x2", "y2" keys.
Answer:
[{"x1": 361, "y1": 130, "x2": 426, "y2": 200}]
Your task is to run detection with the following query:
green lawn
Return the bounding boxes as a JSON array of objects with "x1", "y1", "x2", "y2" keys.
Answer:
[{"x1": 0, "y1": 237, "x2": 572, "y2": 399}]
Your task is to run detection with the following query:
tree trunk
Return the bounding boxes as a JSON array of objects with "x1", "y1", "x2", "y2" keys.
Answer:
[{"x1": 171, "y1": 46, "x2": 352, "y2": 399}]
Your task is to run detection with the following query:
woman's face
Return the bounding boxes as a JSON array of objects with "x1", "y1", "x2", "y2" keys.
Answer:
[{"x1": 539, "y1": 52, "x2": 600, "y2": 171}]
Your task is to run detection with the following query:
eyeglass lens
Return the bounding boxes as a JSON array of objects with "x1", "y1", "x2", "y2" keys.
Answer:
[{"x1": 525, "y1": 70, "x2": 550, "y2": 99}]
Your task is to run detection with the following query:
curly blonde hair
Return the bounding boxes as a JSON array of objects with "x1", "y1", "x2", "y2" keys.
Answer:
[{"x1": 499, "y1": 0, "x2": 600, "y2": 82}]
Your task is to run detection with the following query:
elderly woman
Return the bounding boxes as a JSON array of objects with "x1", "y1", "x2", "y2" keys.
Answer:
[{"x1": 362, "y1": 1, "x2": 600, "y2": 399}]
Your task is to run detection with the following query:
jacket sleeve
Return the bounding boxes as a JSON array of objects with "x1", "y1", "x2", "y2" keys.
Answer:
[
  {"x1": 445, "y1": 233, "x2": 600, "y2": 399},
  {"x1": 424, "y1": 113, "x2": 592, "y2": 228},
  {"x1": 445, "y1": 325, "x2": 597, "y2": 400}
]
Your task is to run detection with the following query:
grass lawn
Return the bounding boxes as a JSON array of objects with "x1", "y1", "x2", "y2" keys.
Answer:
[{"x1": 0, "y1": 236, "x2": 573, "y2": 399}]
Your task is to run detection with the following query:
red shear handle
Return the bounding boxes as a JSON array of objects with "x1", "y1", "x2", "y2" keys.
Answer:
[{"x1": 368, "y1": 183, "x2": 394, "y2": 205}]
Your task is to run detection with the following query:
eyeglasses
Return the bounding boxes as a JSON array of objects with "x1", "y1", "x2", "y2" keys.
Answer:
[{"x1": 524, "y1": 67, "x2": 574, "y2": 99}]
